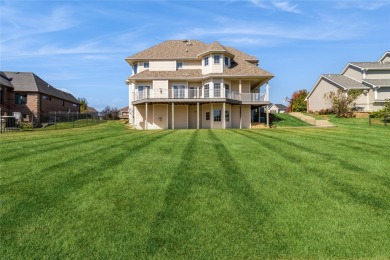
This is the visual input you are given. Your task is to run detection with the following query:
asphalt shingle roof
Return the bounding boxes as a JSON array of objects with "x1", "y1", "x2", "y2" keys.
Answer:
[
  {"x1": 0, "y1": 72, "x2": 13, "y2": 88},
  {"x1": 126, "y1": 40, "x2": 209, "y2": 60},
  {"x1": 2, "y1": 71, "x2": 79, "y2": 103},
  {"x1": 127, "y1": 40, "x2": 272, "y2": 80},
  {"x1": 322, "y1": 74, "x2": 370, "y2": 90},
  {"x1": 363, "y1": 79, "x2": 390, "y2": 87},
  {"x1": 349, "y1": 62, "x2": 390, "y2": 70}
]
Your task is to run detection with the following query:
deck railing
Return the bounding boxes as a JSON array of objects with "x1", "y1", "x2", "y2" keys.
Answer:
[{"x1": 134, "y1": 88, "x2": 267, "y2": 102}]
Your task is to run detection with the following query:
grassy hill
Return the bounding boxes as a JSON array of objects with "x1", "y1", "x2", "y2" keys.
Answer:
[{"x1": 1, "y1": 120, "x2": 389, "y2": 258}]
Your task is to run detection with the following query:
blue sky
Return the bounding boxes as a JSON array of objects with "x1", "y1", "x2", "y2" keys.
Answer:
[{"x1": 1, "y1": 0, "x2": 389, "y2": 111}]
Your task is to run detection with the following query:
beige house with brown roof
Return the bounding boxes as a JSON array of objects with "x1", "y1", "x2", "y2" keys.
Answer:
[
  {"x1": 125, "y1": 40, "x2": 273, "y2": 129},
  {"x1": 306, "y1": 51, "x2": 390, "y2": 112}
]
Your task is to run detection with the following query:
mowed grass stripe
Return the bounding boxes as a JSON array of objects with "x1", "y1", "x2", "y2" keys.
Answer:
[{"x1": 0, "y1": 121, "x2": 389, "y2": 258}]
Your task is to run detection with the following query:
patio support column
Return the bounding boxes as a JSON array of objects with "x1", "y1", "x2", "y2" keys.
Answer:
[
  {"x1": 145, "y1": 103, "x2": 148, "y2": 130},
  {"x1": 265, "y1": 82, "x2": 270, "y2": 101},
  {"x1": 187, "y1": 105, "x2": 189, "y2": 129},
  {"x1": 166, "y1": 104, "x2": 169, "y2": 129},
  {"x1": 240, "y1": 105, "x2": 242, "y2": 129},
  {"x1": 172, "y1": 102, "x2": 175, "y2": 129},
  {"x1": 239, "y1": 80, "x2": 242, "y2": 94},
  {"x1": 152, "y1": 104, "x2": 155, "y2": 128},
  {"x1": 266, "y1": 105, "x2": 270, "y2": 128},
  {"x1": 210, "y1": 103, "x2": 214, "y2": 129},
  {"x1": 229, "y1": 104, "x2": 232, "y2": 128},
  {"x1": 197, "y1": 102, "x2": 200, "y2": 129},
  {"x1": 222, "y1": 102, "x2": 226, "y2": 129}
]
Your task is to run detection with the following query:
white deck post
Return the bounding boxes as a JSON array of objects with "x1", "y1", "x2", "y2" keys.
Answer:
[
  {"x1": 240, "y1": 105, "x2": 242, "y2": 129},
  {"x1": 145, "y1": 103, "x2": 148, "y2": 130},
  {"x1": 152, "y1": 104, "x2": 155, "y2": 128},
  {"x1": 197, "y1": 102, "x2": 199, "y2": 129},
  {"x1": 187, "y1": 105, "x2": 189, "y2": 129},
  {"x1": 210, "y1": 103, "x2": 214, "y2": 129},
  {"x1": 222, "y1": 102, "x2": 226, "y2": 129},
  {"x1": 265, "y1": 82, "x2": 269, "y2": 101},
  {"x1": 266, "y1": 105, "x2": 269, "y2": 128},
  {"x1": 172, "y1": 102, "x2": 175, "y2": 129}
]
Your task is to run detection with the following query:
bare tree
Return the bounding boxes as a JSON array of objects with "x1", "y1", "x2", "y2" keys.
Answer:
[{"x1": 324, "y1": 89, "x2": 362, "y2": 117}]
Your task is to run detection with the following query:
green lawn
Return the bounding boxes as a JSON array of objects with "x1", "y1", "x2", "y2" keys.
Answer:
[
  {"x1": 271, "y1": 113, "x2": 310, "y2": 127},
  {"x1": 1, "y1": 121, "x2": 389, "y2": 258}
]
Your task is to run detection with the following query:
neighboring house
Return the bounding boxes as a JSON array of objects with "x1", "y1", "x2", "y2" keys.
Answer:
[
  {"x1": 119, "y1": 106, "x2": 129, "y2": 119},
  {"x1": 268, "y1": 103, "x2": 288, "y2": 113},
  {"x1": 306, "y1": 51, "x2": 390, "y2": 112},
  {"x1": 0, "y1": 72, "x2": 14, "y2": 114},
  {"x1": 1, "y1": 71, "x2": 80, "y2": 121},
  {"x1": 86, "y1": 106, "x2": 98, "y2": 113},
  {"x1": 125, "y1": 40, "x2": 273, "y2": 129}
]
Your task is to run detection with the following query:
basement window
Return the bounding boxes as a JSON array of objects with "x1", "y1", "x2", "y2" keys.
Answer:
[{"x1": 214, "y1": 110, "x2": 221, "y2": 122}]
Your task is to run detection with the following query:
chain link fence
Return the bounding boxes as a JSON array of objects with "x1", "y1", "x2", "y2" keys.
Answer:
[{"x1": 1, "y1": 111, "x2": 105, "y2": 133}]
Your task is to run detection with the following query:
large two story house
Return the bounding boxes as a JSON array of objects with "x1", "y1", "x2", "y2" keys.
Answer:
[
  {"x1": 125, "y1": 40, "x2": 273, "y2": 130},
  {"x1": 306, "y1": 51, "x2": 390, "y2": 112}
]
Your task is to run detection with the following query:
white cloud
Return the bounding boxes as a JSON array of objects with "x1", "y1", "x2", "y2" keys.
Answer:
[
  {"x1": 0, "y1": 5, "x2": 79, "y2": 43},
  {"x1": 250, "y1": 0, "x2": 301, "y2": 13},
  {"x1": 272, "y1": 1, "x2": 301, "y2": 14},
  {"x1": 334, "y1": 1, "x2": 390, "y2": 11}
]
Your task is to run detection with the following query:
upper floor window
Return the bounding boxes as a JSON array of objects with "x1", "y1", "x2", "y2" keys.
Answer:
[
  {"x1": 204, "y1": 57, "x2": 209, "y2": 66},
  {"x1": 144, "y1": 62, "x2": 149, "y2": 68},
  {"x1": 224, "y1": 57, "x2": 229, "y2": 66},
  {"x1": 176, "y1": 62, "x2": 183, "y2": 69},
  {"x1": 204, "y1": 84, "x2": 210, "y2": 98},
  {"x1": 214, "y1": 83, "x2": 221, "y2": 97},
  {"x1": 214, "y1": 55, "x2": 220, "y2": 64},
  {"x1": 15, "y1": 94, "x2": 27, "y2": 104},
  {"x1": 43, "y1": 95, "x2": 51, "y2": 101},
  {"x1": 0, "y1": 89, "x2": 3, "y2": 105}
]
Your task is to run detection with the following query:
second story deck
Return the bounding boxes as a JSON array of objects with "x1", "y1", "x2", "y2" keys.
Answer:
[{"x1": 132, "y1": 88, "x2": 269, "y2": 105}]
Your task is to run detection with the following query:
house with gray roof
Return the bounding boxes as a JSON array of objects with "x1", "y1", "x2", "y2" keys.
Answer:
[
  {"x1": 119, "y1": 106, "x2": 129, "y2": 119},
  {"x1": 1, "y1": 71, "x2": 80, "y2": 121},
  {"x1": 0, "y1": 72, "x2": 14, "y2": 113},
  {"x1": 125, "y1": 40, "x2": 273, "y2": 129},
  {"x1": 268, "y1": 103, "x2": 288, "y2": 113},
  {"x1": 306, "y1": 51, "x2": 390, "y2": 112}
]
